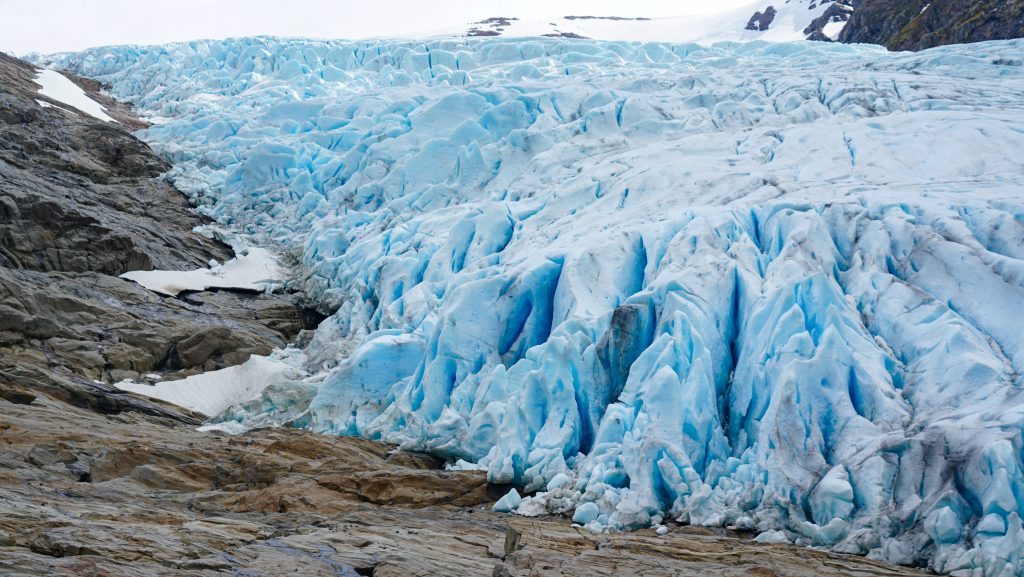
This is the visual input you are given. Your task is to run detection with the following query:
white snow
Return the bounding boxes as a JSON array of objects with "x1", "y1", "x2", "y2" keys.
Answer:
[
  {"x1": 417, "y1": 1, "x2": 829, "y2": 43},
  {"x1": 44, "y1": 35, "x2": 1024, "y2": 577},
  {"x1": 34, "y1": 68, "x2": 115, "y2": 123},
  {"x1": 822, "y1": 19, "x2": 847, "y2": 40},
  {"x1": 115, "y1": 355, "x2": 300, "y2": 417},
  {"x1": 120, "y1": 246, "x2": 286, "y2": 297}
]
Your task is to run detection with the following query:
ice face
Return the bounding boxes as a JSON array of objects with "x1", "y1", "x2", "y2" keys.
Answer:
[{"x1": 43, "y1": 37, "x2": 1024, "y2": 576}]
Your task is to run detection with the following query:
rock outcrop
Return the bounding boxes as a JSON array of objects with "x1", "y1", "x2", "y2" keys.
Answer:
[
  {"x1": 746, "y1": 6, "x2": 778, "y2": 31},
  {"x1": 0, "y1": 52, "x2": 226, "y2": 275},
  {"x1": 742, "y1": 0, "x2": 1023, "y2": 50},
  {"x1": 838, "y1": 0, "x2": 1024, "y2": 51},
  {"x1": 804, "y1": 1, "x2": 855, "y2": 41}
]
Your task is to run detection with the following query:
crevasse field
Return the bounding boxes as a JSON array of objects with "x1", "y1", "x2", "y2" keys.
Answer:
[{"x1": 48, "y1": 37, "x2": 1024, "y2": 576}]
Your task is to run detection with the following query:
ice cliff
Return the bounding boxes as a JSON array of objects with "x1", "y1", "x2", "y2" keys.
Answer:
[{"x1": 44, "y1": 37, "x2": 1024, "y2": 576}]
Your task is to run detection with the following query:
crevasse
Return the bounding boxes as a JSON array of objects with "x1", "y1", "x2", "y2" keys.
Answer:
[{"x1": 44, "y1": 37, "x2": 1024, "y2": 576}]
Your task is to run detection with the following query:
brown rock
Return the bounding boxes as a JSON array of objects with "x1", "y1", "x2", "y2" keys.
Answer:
[
  {"x1": 317, "y1": 469, "x2": 490, "y2": 507},
  {"x1": 104, "y1": 343, "x2": 155, "y2": 373},
  {"x1": 0, "y1": 396, "x2": 932, "y2": 577},
  {"x1": 174, "y1": 326, "x2": 233, "y2": 367}
]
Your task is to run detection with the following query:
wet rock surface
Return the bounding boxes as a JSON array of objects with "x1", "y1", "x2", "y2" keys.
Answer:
[{"x1": 0, "y1": 52, "x2": 228, "y2": 275}]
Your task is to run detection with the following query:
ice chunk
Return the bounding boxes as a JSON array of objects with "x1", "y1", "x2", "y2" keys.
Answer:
[
  {"x1": 809, "y1": 466, "x2": 855, "y2": 526},
  {"x1": 925, "y1": 507, "x2": 962, "y2": 545},
  {"x1": 493, "y1": 488, "x2": 522, "y2": 513},
  {"x1": 573, "y1": 502, "x2": 600, "y2": 525}
]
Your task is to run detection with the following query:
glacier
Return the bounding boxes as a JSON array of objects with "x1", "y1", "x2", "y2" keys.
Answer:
[{"x1": 42, "y1": 36, "x2": 1024, "y2": 576}]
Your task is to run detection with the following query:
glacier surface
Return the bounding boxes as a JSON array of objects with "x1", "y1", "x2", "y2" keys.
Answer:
[{"x1": 44, "y1": 36, "x2": 1024, "y2": 576}]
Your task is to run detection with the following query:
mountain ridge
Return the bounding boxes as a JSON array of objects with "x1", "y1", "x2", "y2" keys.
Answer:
[{"x1": 429, "y1": 0, "x2": 1022, "y2": 50}]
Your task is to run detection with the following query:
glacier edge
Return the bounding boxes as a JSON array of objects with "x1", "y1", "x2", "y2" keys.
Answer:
[{"x1": 41, "y1": 36, "x2": 1024, "y2": 577}]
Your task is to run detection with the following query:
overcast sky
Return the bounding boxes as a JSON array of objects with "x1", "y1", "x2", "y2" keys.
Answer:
[{"x1": 0, "y1": 0, "x2": 753, "y2": 55}]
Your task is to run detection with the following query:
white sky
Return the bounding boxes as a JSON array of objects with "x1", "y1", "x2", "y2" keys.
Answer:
[{"x1": 0, "y1": 0, "x2": 755, "y2": 55}]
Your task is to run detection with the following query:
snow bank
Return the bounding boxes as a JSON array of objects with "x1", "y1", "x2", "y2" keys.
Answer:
[
  {"x1": 120, "y1": 246, "x2": 286, "y2": 296},
  {"x1": 34, "y1": 68, "x2": 115, "y2": 122},
  {"x1": 115, "y1": 354, "x2": 301, "y2": 417},
  {"x1": 45, "y1": 37, "x2": 1024, "y2": 577}
]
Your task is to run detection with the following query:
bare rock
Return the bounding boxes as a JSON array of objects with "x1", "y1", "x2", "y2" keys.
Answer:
[
  {"x1": 746, "y1": 6, "x2": 777, "y2": 31},
  {"x1": 316, "y1": 469, "x2": 490, "y2": 507}
]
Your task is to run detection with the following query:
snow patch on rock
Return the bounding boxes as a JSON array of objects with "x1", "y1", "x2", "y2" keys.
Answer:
[
  {"x1": 34, "y1": 68, "x2": 115, "y2": 122},
  {"x1": 117, "y1": 353, "x2": 304, "y2": 417},
  {"x1": 120, "y1": 246, "x2": 287, "y2": 297}
]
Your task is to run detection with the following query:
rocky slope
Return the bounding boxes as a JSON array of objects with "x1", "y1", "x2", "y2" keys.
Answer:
[
  {"x1": 746, "y1": 0, "x2": 1024, "y2": 49},
  {"x1": 0, "y1": 51, "x2": 316, "y2": 419},
  {"x1": 838, "y1": 0, "x2": 1024, "y2": 51},
  {"x1": 440, "y1": 1, "x2": 1022, "y2": 50},
  {"x1": 0, "y1": 51, "x2": 936, "y2": 577}
]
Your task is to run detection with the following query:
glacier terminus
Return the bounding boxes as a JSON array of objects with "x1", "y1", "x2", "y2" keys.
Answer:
[{"x1": 43, "y1": 36, "x2": 1024, "y2": 577}]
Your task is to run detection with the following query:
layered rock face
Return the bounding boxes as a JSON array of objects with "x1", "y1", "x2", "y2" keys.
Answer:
[{"x1": 0, "y1": 52, "x2": 225, "y2": 275}]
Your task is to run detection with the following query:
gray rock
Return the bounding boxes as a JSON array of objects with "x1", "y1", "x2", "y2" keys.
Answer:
[
  {"x1": 745, "y1": 5, "x2": 777, "y2": 31},
  {"x1": 804, "y1": 1, "x2": 855, "y2": 41},
  {"x1": 174, "y1": 326, "x2": 234, "y2": 367},
  {"x1": 0, "y1": 52, "x2": 231, "y2": 276}
]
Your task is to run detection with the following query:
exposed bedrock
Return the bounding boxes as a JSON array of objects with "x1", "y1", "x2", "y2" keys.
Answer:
[{"x1": 839, "y1": 0, "x2": 1024, "y2": 51}]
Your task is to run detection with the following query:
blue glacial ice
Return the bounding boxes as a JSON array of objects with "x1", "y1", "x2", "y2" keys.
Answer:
[{"x1": 43, "y1": 36, "x2": 1024, "y2": 576}]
